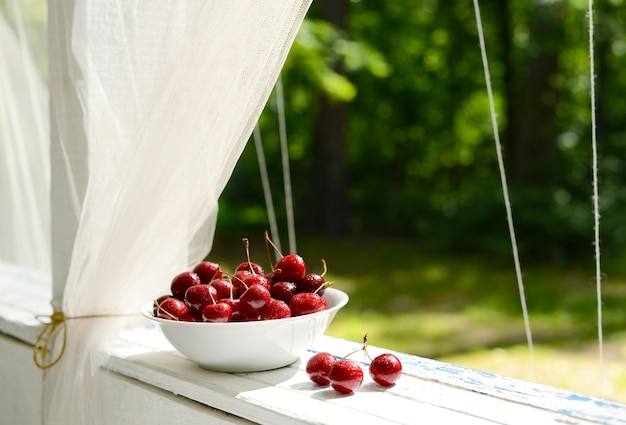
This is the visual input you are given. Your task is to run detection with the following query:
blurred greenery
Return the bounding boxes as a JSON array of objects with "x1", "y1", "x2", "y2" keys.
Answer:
[
  {"x1": 213, "y1": 0, "x2": 626, "y2": 402},
  {"x1": 219, "y1": 0, "x2": 626, "y2": 260}
]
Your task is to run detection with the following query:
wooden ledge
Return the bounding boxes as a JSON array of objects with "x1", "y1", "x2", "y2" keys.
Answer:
[{"x1": 105, "y1": 324, "x2": 626, "y2": 425}]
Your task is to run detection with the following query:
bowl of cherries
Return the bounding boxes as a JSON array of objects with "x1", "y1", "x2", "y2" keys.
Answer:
[{"x1": 141, "y1": 235, "x2": 349, "y2": 372}]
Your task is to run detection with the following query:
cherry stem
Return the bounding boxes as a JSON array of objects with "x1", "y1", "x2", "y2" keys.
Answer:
[
  {"x1": 320, "y1": 259, "x2": 327, "y2": 278},
  {"x1": 153, "y1": 299, "x2": 180, "y2": 321},
  {"x1": 264, "y1": 230, "x2": 283, "y2": 269},
  {"x1": 342, "y1": 332, "x2": 372, "y2": 361},
  {"x1": 362, "y1": 333, "x2": 373, "y2": 361},
  {"x1": 242, "y1": 237, "x2": 256, "y2": 275},
  {"x1": 313, "y1": 281, "x2": 333, "y2": 294},
  {"x1": 227, "y1": 272, "x2": 249, "y2": 291},
  {"x1": 264, "y1": 231, "x2": 274, "y2": 271}
]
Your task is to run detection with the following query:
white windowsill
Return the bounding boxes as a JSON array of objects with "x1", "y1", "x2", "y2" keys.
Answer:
[{"x1": 1, "y1": 261, "x2": 625, "y2": 425}]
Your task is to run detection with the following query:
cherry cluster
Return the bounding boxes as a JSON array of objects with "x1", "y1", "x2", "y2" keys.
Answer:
[
  {"x1": 306, "y1": 334, "x2": 403, "y2": 394},
  {"x1": 152, "y1": 235, "x2": 330, "y2": 323}
]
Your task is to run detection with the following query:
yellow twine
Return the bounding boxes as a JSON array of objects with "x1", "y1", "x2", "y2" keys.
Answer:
[
  {"x1": 32, "y1": 311, "x2": 140, "y2": 369},
  {"x1": 33, "y1": 311, "x2": 67, "y2": 369}
]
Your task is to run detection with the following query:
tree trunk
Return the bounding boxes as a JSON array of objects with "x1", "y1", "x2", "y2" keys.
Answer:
[
  {"x1": 308, "y1": 0, "x2": 350, "y2": 236},
  {"x1": 506, "y1": 2, "x2": 564, "y2": 186},
  {"x1": 497, "y1": 0, "x2": 516, "y2": 170}
]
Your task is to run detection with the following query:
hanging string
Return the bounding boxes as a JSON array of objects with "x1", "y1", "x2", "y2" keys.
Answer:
[
  {"x1": 275, "y1": 76, "x2": 297, "y2": 254},
  {"x1": 587, "y1": 0, "x2": 604, "y2": 395},
  {"x1": 472, "y1": 0, "x2": 536, "y2": 378},
  {"x1": 253, "y1": 124, "x2": 283, "y2": 259}
]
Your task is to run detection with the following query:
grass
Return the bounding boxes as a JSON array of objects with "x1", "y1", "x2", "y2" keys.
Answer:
[
  {"x1": 439, "y1": 337, "x2": 626, "y2": 403},
  {"x1": 209, "y1": 231, "x2": 626, "y2": 403}
]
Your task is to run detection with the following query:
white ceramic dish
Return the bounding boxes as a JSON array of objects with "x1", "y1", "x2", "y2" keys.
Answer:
[{"x1": 141, "y1": 288, "x2": 349, "y2": 372}]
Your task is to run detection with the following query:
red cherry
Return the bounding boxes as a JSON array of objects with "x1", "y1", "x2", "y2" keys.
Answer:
[
  {"x1": 243, "y1": 273, "x2": 272, "y2": 292},
  {"x1": 271, "y1": 281, "x2": 297, "y2": 303},
  {"x1": 260, "y1": 298, "x2": 292, "y2": 320},
  {"x1": 273, "y1": 254, "x2": 306, "y2": 282},
  {"x1": 202, "y1": 302, "x2": 232, "y2": 323},
  {"x1": 193, "y1": 261, "x2": 222, "y2": 284},
  {"x1": 306, "y1": 352, "x2": 337, "y2": 386},
  {"x1": 232, "y1": 270, "x2": 252, "y2": 298},
  {"x1": 210, "y1": 277, "x2": 234, "y2": 300},
  {"x1": 239, "y1": 284, "x2": 271, "y2": 316},
  {"x1": 328, "y1": 359, "x2": 363, "y2": 393},
  {"x1": 289, "y1": 292, "x2": 327, "y2": 316},
  {"x1": 152, "y1": 295, "x2": 172, "y2": 315},
  {"x1": 235, "y1": 261, "x2": 265, "y2": 275},
  {"x1": 154, "y1": 297, "x2": 189, "y2": 320},
  {"x1": 219, "y1": 298, "x2": 243, "y2": 321},
  {"x1": 170, "y1": 271, "x2": 201, "y2": 300},
  {"x1": 298, "y1": 273, "x2": 326, "y2": 295},
  {"x1": 179, "y1": 311, "x2": 201, "y2": 322},
  {"x1": 184, "y1": 284, "x2": 218, "y2": 316},
  {"x1": 369, "y1": 353, "x2": 403, "y2": 386}
]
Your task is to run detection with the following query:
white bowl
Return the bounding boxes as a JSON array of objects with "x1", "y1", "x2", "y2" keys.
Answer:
[{"x1": 141, "y1": 288, "x2": 349, "y2": 372}]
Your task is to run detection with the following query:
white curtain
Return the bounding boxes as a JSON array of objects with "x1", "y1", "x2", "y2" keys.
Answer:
[
  {"x1": 40, "y1": 0, "x2": 312, "y2": 423},
  {"x1": 0, "y1": 1, "x2": 50, "y2": 273}
]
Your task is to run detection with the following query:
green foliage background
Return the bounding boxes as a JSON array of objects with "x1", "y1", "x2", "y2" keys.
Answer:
[{"x1": 218, "y1": 0, "x2": 626, "y2": 265}]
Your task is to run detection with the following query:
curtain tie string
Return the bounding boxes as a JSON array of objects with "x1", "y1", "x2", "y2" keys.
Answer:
[
  {"x1": 33, "y1": 311, "x2": 140, "y2": 369},
  {"x1": 33, "y1": 311, "x2": 66, "y2": 369}
]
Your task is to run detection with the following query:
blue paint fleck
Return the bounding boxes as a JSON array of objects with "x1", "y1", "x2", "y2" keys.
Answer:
[{"x1": 567, "y1": 393, "x2": 592, "y2": 402}]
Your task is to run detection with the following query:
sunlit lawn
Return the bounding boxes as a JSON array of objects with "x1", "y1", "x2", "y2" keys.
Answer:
[{"x1": 210, "y1": 232, "x2": 626, "y2": 403}]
